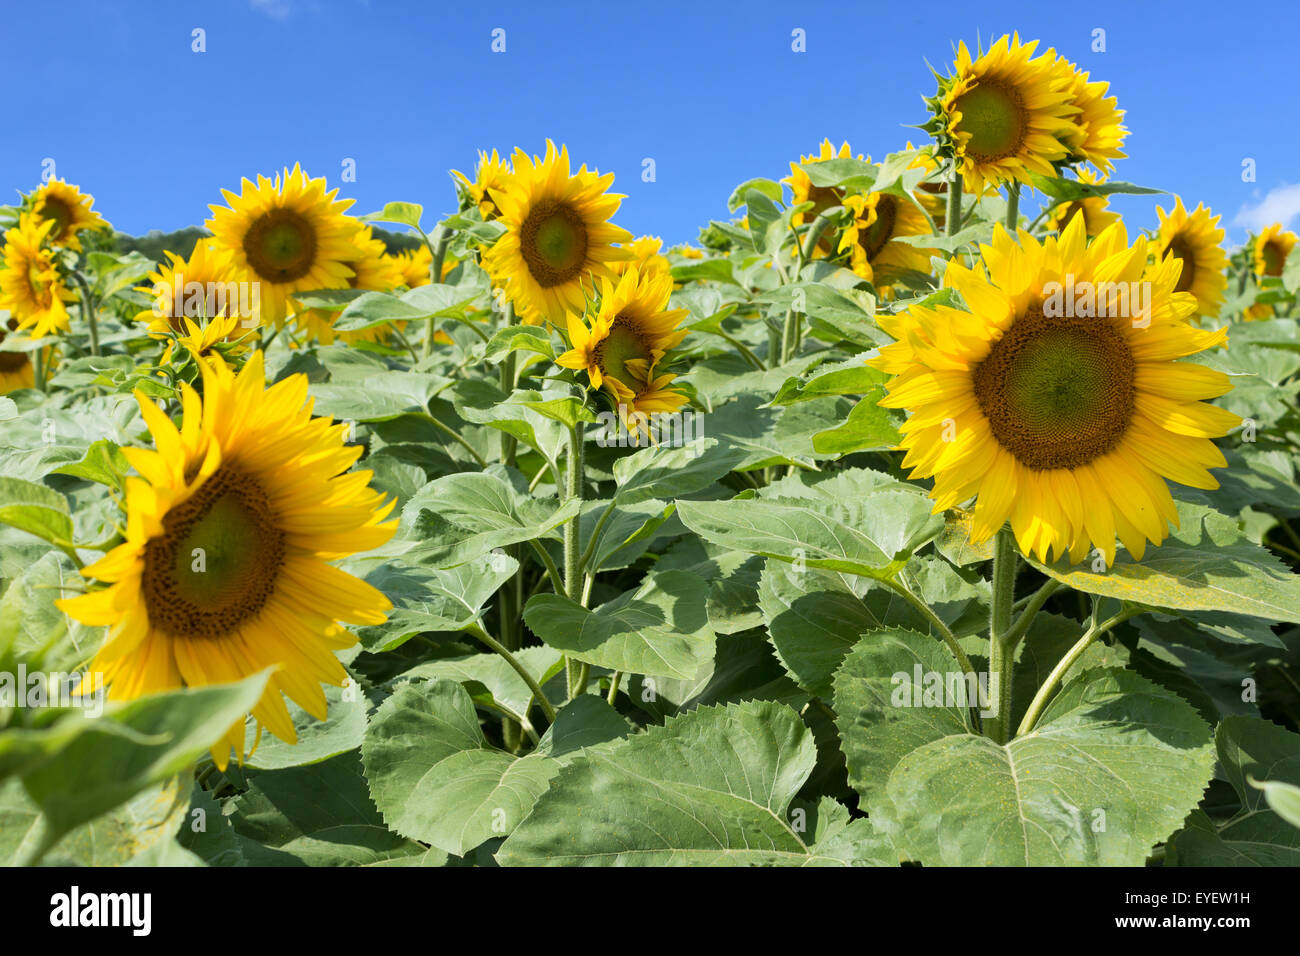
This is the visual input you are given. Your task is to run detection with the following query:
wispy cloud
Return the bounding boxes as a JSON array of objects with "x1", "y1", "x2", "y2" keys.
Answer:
[
  {"x1": 249, "y1": 0, "x2": 292, "y2": 21},
  {"x1": 1233, "y1": 183, "x2": 1300, "y2": 232}
]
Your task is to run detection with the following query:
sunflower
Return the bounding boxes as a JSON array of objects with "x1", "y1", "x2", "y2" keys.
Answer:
[
  {"x1": 870, "y1": 216, "x2": 1239, "y2": 565},
  {"x1": 676, "y1": 245, "x2": 705, "y2": 260},
  {"x1": 608, "y1": 368, "x2": 690, "y2": 440},
  {"x1": 57, "y1": 351, "x2": 397, "y2": 770},
  {"x1": 481, "y1": 142, "x2": 631, "y2": 326},
  {"x1": 391, "y1": 245, "x2": 457, "y2": 289},
  {"x1": 0, "y1": 318, "x2": 36, "y2": 392},
  {"x1": 453, "y1": 149, "x2": 513, "y2": 220},
  {"x1": 784, "y1": 139, "x2": 859, "y2": 255},
  {"x1": 838, "y1": 191, "x2": 936, "y2": 290},
  {"x1": 1049, "y1": 52, "x2": 1127, "y2": 176},
  {"x1": 556, "y1": 266, "x2": 687, "y2": 394},
  {"x1": 293, "y1": 226, "x2": 406, "y2": 345},
  {"x1": 138, "y1": 242, "x2": 252, "y2": 341},
  {"x1": 0, "y1": 214, "x2": 74, "y2": 338},
  {"x1": 206, "y1": 164, "x2": 361, "y2": 327},
  {"x1": 1044, "y1": 167, "x2": 1120, "y2": 237},
  {"x1": 165, "y1": 314, "x2": 252, "y2": 365},
  {"x1": 614, "y1": 236, "x2": 671, "y2": 280},
  {"x1": 930, "y1": 34, "x2": 1079, "y2": 194},
  {"x1": 1254, "y1": 223, "x2": 1297, "y2": 278},
  {"x1": 29, "y1": 179, "x2": 110, "y2": 251},
  {"x1": 1154, "y1": 198, "x2": 1229, "y2": 318}
]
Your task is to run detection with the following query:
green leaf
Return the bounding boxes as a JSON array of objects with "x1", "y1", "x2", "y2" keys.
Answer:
[
  {"x1": 0, "y1": 477, "x2": 74, "y2": 550},
  {"x1": 670, "y1": 259, "x2": 741, "y2": 287},
  {"x1": 812, "y1": 398, "x2": 900, "y2": 455},
  {"x1": 362, "y1": 201, "x2": 424, "y2": 230},
  {"x1": 363, "y1": 681, "x2": 629, "y2": 856},
  {"x1": 499, "y1": 700, "x2": 889, "y2": 865},
  {"x1": 726, "y1": 177, "x2": 783, "y2": 212},
  {"x1": 19, "y1": 672, "x2": 272, "y2": 864},
  {"x1": 229, "y1": 752, "x2": 433, "y2": 866},
  {"x1": 769, "y1": 357, "x2": 886, "y2": 405},
  {"x1": 1027, "y1": 502, "x2": 1300, "y2": 624},
  {"x1": 865, "y1": 668, "x2": 1214, "y2": 865},
  {"x1": 611, "y1": 437, "x2": 743, "y2": 505},
  {"x1": 800, "y1": 157, "x2": 877, "y2": 191},
  {"x1": 483, "y1": 325, "x2": 555, "y2": 362},
  {"x1": 49, "y1": 439, "x2": 131, "y2": 492},
  {"x1": 397, "y1": 645, "x2": 564, "y2": 719},
  {"x1": 242, "y1": 680, "x2": 367, "y2": 770},
  {"x1": 745, "y1": 188, "x2": 785, "y2": 255},
  {"x1": 357, "y1": 555, "x2": 519, "y2": 651},
  {"x1": 524, "y1": 570, "x2": 716, "y2": 680},
  {"x1": 1168, "y1": 717, "x2": 1300, "y2": 865}
]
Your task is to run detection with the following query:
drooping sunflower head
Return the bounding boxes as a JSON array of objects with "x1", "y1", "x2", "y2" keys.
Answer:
[
  {"x1": 57, "y1": 350, "x2": 397, "y2": 770},
  {"x1": 28, "y1": 178, "x2": 110, "y2": 251},
  {"x1": 206, "y1": 164, "x2": 361, "y2": 327},
  {"x1": 0, "y1": 317, "x2": 36, "y2": 393},
  {"x1": 928, "y1": 34, "x2": 1079, "y2": 194},
  {"x1": 614, "y1": 235, "x2": 672, "y2": 281},
  {"x1": 838, "y1": 191, "x2": 936, "y2": 290},
  {"x1": 870, "y1": 215, "x2": 1239, "y2": 565},
  {"x1": 556, "y1": 265, "x2": 688, "y2": 394},
  {"x1": 1154, "y1": 197, "x2": 1229, "y2": 318},
  {"x1": 1253, "y1": 223, "x2": 1298, "y2": 278},
  {"x1": 1048, "y1": 52, "x2": 1127, "y2": 176},
  {"x1": 783, "y1": 139, "x2": 859, "y2": 234},
  {"x1": 481, "y1": 141, "x2": 632, "y2": 326},
  {"x1": 0, "y1": 213, "x2": 74, "y2": 339},
  {"x1": 452, "y1": 149, "x2": 513, "y2": 220},
  {"x1": 1044, "y1": 167, "x2": 1120, "y2": 237}
]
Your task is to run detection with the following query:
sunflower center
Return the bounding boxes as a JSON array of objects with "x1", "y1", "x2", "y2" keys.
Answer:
[
  {"x1": 243, "y1": 209, "x2": 318, "y2": 283},
  {"x1": 972, "y1": 306, "x2": 1135, "y2": 471},
  {"x1": 953, "y1": 79, "x2": 1028, "y2": 162},
  {"x1": 142, "y1": 465, "x2": 286, "y2": 638},
  {"x1": 39, "y1": 198, "x2": 74, "y2": 239},
  {"x1": 858, "y1": 197, "x2": 898, "y2": 262},
  {"x1": 1262, "y1": 241, "x2": 1287, "y2": 277},
  {"x1": 593, "y1": 318, "x2": 650, "y2": 383},
  {"x1": 0, "y1": 319, "x2": 26, "y2": 372},
  {"x1": 1166, "y1": 238, "x2": 1197, "y2": 293},
  {"x1": 520, "y1": 200, "x2": 588, "y2": 288}
]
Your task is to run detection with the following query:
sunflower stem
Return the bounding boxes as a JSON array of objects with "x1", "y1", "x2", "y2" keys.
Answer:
[
  {"x1": 467, "y1": 624, "x2": 556, "y2": 724},
  {"x1": 945, "y1": 169, "x2": 964, "y2": 239},
  {"x1": 71, "y1": 271, "x2": 100, "y2": 357},
  {"x1": 563, "y1": 421, "x2": 586, "y2": 699},
  {"x1": 412, "y1": 411, "x2": 488, "y2": 467},
  {"x1": 1004, "y1": 183, "x2": 1020, "y2": 233},
  {"x1": 499, "y1": 306, "x2": 518, "y2": 466},
  {"x1": 33, "y1": 346, "x2": 46, "y2": 393},
  {"x1": 985, "y1": 527, "x2": 1018, "y2": 744},
  {"x1": 421, "y1": 225, "x2": 453, "y2": 360}
]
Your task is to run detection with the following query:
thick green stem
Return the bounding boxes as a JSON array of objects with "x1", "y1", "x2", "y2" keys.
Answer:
[
  {"x1": 499, "y1": 339, "x2": 518, "y2": 466},
  {"x1": 782, "y1": 214, "x2": 835, "y2": 363},
  {"x1": 984, "y1": 528, "x2": 1017, "y2": 743},
  {"x1": 72, "y1": 272, "x2": 99, "y2": 357},
  {"x1": 563, "y1": 422, "x2": 586, "y2": 698},
  {"x1": 421, "y1": 225, "x2": 453, "y2": 359},
  {"x1": 466, "y1": 624, "x2": 556, "y2": 724},
  {"x1": 1001, "y1": 578, "x2": 1063, "y2": 649},
  {"x1": 1004, "y1": 183, "x2": 1020, "y2": 233},
  {"x1": 945, "y1": 170, "x2": 964, "y2": 239},
  {"x1": 33, "y1": 347, "x2": 47, "y2": 393}
]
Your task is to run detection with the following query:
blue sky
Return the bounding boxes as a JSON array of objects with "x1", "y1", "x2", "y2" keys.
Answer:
[{"x1": 4, "y1": 0, "x2": 1298, "y2": 248}]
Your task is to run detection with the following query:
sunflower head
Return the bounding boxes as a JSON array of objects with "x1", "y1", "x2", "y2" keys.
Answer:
[
  {"x1": 1253, "y1": 223, "x2": 1297, "y2": 278},
  {"x1": 28, "y1": 179, "x2": 110, "y2": 251},
  {"x1": 0, "y1": 317, "x2": 37, "y2": 393},
  {"x1": 0, "y1": 213, "x2": 75, "y2": 339},
  {"x1": 783, "y1": 140, "x2": 858, "y2": 236},
  {"x1": 556, "y1": 265, "x2": 688, "y2": 395},
  {"x1": 481, "y1": 141, "x2": 632, "y2": 326},
  {"x1": 614, "y1": 236, "x2": 672, "y2": 281},
  {"x1": 137, "y1": 241, "x2": 252, "y2": 338},
  {"x1": 926, "y1": 34, "x2": 1079, "y2": 194},
  {"x1": 1047, "y1": 51, "x2": 1127, "y2": 176},
  {"x1": 1044, "y1": 167, "x2": 1120, "y2": 237},
  {"x1": 57, "y1": 351, "x2": 397, "y2": 770},
  {"x1": 870, "y1": 215, "x2": 1239, "y2": 565},
  {"x1": 838, "y1": 190, "x2": 936, "y2": 290},
  {"x1": 452, "y1": 149, "x2": 513, "y2": 220},
  {"x1": 1154, "y1": 197, "x2": 1229, "y2": 318},
  {"x1": 206, "y1": 164, "x2": 361, "y2": 327},
  {"x1": 607, "y1": 368, "x2": 690, "y2": 442}
]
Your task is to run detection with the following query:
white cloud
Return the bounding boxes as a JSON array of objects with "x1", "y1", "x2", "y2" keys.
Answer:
[
  {"x1": 249, "y1": 0, "x2": 292, "y2": 21},
  {"x1": 1233, "y1": 183, "x2": 1300, "y2": 232}
]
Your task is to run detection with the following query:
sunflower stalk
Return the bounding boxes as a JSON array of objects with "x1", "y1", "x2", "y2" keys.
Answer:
[
  {"x1": 71, "y1": 271, "x2": 100, "y2": 357},
  {"x1": 420, "y1": 225, "x2": 453, "y2": 360},
  {"x1": 985, "y1": 527, "x2": 1018, "y2": 744},
  {"x1": 782, "y1": 213, "x2": 834, "y2": 363},
  {"x1": 563, "y1": 421, "x2": 587, "y2": 698},
  {"x1": 1004, "y1": 183, "x2": 1020, "y2": 233},
  {"x1": 944, "y1": 170, "x2": 964, "y2": 239}
]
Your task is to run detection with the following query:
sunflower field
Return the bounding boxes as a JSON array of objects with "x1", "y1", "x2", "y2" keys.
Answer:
[{"x1": 2, "y1": 32, "x2": 1300, "y2": 871}]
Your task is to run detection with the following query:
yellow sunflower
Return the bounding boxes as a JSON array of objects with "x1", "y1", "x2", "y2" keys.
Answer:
[
  {"x1": 1049, "y1": 52, "x2": 1127, "y2": 176},
  {"x1": 0, "y1": 213, "x2": 74, "y2": 338},
  {"x1": 206, "y1": 164, "x2": 361, "y2": 327},
  {"x1": 1044, "y1": 167, "x2": 1120, "y2": 237},
  {"x1": 608, "y1": 368, "x2": 690, "y2": 440},
  {"x1": 1154, "y1": 198, "x2": 1229, "y2": 318},
  {"x1": 57, "y1": 351, "x2": 397, "y2": 770},
  {"x1": 293, "y1": 225, "x2": 406, "y2": 346},
  {"x1": 0, "y1": 318, "x2": 36, "y2": 392},
  {"x1": 392, "y1": 245, "x2": 457, "y2": 289},
  {"x1": 29, "y1": 179, "x2": 110, "y2": 251},
  {"x1": 556, "y1": 266, "x2": 687, "y2": 394},
  {"x1": 784, "y1": 140, "x2": 859, "y2": 233},
  {"x1": 1254, "y1": 223, "x2": 1297, "y2": 278},
  {"x1": 676, "y1": 245, "x2": 705, "y2": 260},
  {"x1": 481, "y1": 141, "x2": 631, "y2": 326},
  {"x1": 614, "y1": 236, "x2": 671, "y2": 280},
  {"x1": 453, "y1": 149, "x2": 513, "y2": 220},
  {"x1": 838, "y1": 191, "x2": 936, "y2": 290},
  {"x1": 870, "y1": 216, "x2": 1239, "y2": 565},
  {"x1": 138, "y1": 242, "x2": 252, "y2": 341},
  {"x1": 931, "y1": 34, "x2": 1079, "y2": 194}
]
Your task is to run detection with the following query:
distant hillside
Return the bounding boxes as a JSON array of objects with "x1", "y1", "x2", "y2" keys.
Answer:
[{"x1": 112, "y1": 224, "x2": 425, "y2": 265}]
